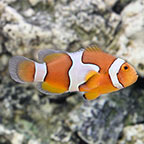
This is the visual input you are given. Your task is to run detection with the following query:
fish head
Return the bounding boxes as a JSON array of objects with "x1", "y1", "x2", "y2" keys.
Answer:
[{"x1": 117, "y1": 62, "x2": 138, "y2": 88}]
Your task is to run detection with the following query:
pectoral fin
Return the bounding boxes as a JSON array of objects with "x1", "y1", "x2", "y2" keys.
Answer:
[
  {"x1": 79, "y1": 72, "x2": 101, "y2": 92},
  {"x1": 80, "y1": 72, "x2": 102, "y2": 100}
]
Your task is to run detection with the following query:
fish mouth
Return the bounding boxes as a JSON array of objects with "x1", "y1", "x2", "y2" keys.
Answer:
[{"x1": 135, "y1": 74, "x2": 139, "y2": 82}]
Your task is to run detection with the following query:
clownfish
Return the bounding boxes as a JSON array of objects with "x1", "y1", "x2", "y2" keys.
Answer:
[{"x1": 9, "y1": 46, "x2": 138, "y2": 100}]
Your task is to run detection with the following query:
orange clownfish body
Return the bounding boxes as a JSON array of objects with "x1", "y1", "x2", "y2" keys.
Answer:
[{"x1": 9, "y1": 46, "x2": 138, "y2": 100}]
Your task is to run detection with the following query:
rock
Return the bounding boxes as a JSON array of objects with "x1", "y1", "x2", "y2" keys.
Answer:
[
  {"x1": 118, "y1": 124, "x2": 144, "y2": 144},
  {"x1": 0, "y1": 76, "x2": 37, "y2": 110},
  {"x1": 0, "y1": 41, "x2": 3, "y2": 54},
  {"x1": 52, "y1": 0, "x2": 120, "y2": 50},
  {"x1": 104, "y1": 0, "x2": 118, "y2": 8},
  {"x1": 0, "y1": 54, "x2": 9, "y2": 72},
  {"x1": 0, "y1": 2, "x2": 53, "y2": 56},
  {"x1": 0, "y1": 75, "x2": 83, "y2": 144},
  {"x1": 28, "y1": 0, "x2": 40, "y2": 6},
  {"x1": 28, "y1": 139, "x2": 41, "y2": 144},
  {"x1": 0, "y1": 124, "x2": 24, "y2": 144},
  {"x1": 67, "y1": 85, "x2": 144, "y2": 144},
  {"x1": 51, "y1": 126, "x2": 72, "y2": 143},
  {"x1": 0, "y1": 45, "x2": 2, "y2": 54},
  {"x1": 0, "y1": 2, "x2": 24, "y2": 23},
  {"x1": 0, "y1": 0, "x2": 121, "y2": 56},
  {"x1": 0, "y1": 124, "x2": 41, "y2": 144},
  {"x1": 23, "y1": 8, "x2": 35, "y2": 17},
  {"x1": 112, "y1": 0, "x2": 135, "y2": 14},
  {"x1": 1, "y1": 0, "x2": 17, "y2": 4}
]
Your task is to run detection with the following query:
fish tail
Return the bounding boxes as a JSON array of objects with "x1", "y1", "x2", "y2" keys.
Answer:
[{"x1": 9, "y1": 56, "x2": 44, "y2": 83}]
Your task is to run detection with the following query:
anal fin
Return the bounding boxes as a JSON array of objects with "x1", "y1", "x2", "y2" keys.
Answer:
[{"x1": 37, "y1": 82, "x2": 66, "y2": 95}]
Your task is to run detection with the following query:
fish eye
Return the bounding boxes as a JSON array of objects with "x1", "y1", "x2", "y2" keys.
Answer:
[
  {"x1": 124, "y1": 66, "x2": 128, "y2": 70},
  {"x1": 122, "y1": 64, "x2": 129, "y2": 71}
]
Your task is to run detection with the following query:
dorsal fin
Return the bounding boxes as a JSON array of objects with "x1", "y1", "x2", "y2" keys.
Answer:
[
  {"x1": 38, "y1": 49, "x2": 66, "y2": 62},
  {"x1": 85, "y1": 45, "x2": 102, "y2": 52}
]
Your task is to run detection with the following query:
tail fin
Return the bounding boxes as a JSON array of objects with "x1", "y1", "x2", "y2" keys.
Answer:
[{"x1": 9, "y1": 56, "x2": 35, "y2": 83}]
